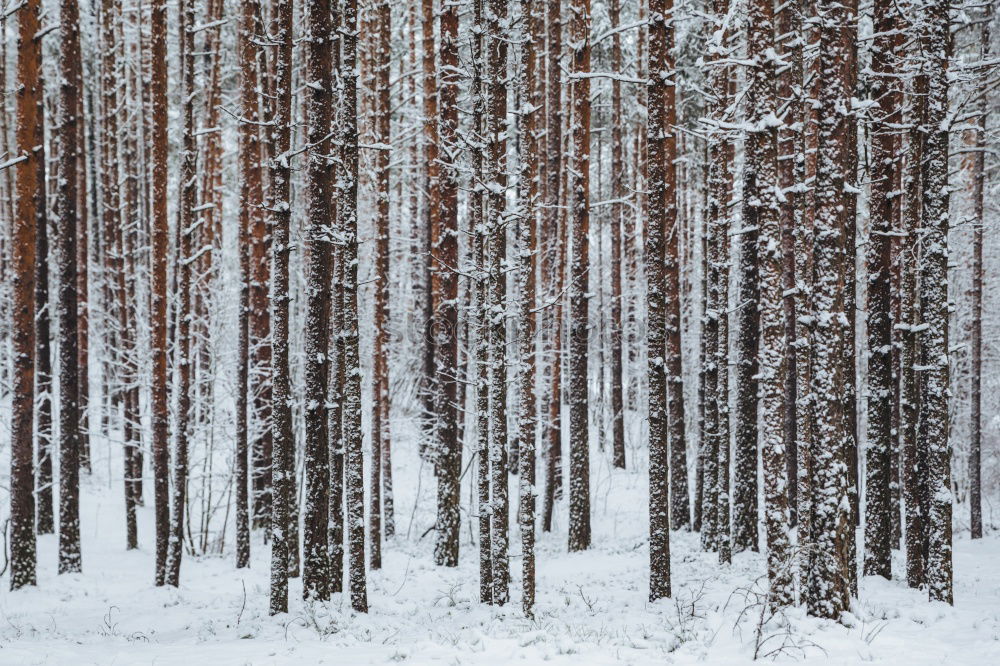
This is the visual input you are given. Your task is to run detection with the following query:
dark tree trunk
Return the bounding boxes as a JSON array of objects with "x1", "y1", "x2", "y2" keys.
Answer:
[
  {"x1": 10, "y1": 0, "x2": 42, "y2": 590},
  {"x1": 432, "y1": 0, "x2": 461, "y2": 568},
  {"x1": 648, "y1": 0, "x2": 674, "y2": 600}
]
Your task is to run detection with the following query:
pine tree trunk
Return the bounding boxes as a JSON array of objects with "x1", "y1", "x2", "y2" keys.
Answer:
[
  {"x1": 470, "y1": 0, "x2": 492, "y2": 604},
  {"x1": 796, "y1": 3, "x2": 817, "y2": 590},
  {"x1": 517, "y1": 0, "x2": 542, "y2": 618},
  {"x1": 433, "y1": 0, "x2": 462, "y2": 568},
  {"x1": 485, "y1": 0, "x2": 510, "y2": 603},
  {"x1": 568, "y1": 0, "x2": 593, "y2": 555},
  {"x1": 805, "y1": 0, "x2": 853, "y2": 619},
  {"x1": 776, "y1": 0, "x2": 800, "y2": 526},
  {"x1": 268, "y1": 0, "x2": 294, "y2": 615},
  {"x1": 707, "y1": 0, "x2": 734, "y2": 564},
  {"x1": 302, "y1": 0, "x2": 335, "y2": 600},
  {"x1": 841, "y1": 0, "x2": 860, "y2": 597},
  {"x1": 420, "y1": 0, "x2": 441, "y2": 459},
  {"x1": 648, "y1": 0, "x2": 673, "y2": 600},
  {"x1": 918, "y1": 0, "x2": 952, "y2": 606},
  {"x1": 901, "y1": 58, "x2": 928, "y2": 589},
  {"x1": 968, "y1": 2, "x2": 991, "y2": 542},
  {"x1": 329, "y1": 27, "x2": 346, "y2": 588},
  {"x1": 733, "y1": 180, "x2": 760, "y2": 553},
  {"x1": 541, "y1": 0, "x2": 563, "y2": 533},
  {"x1": 34, "y1": 77, "x2": 53, "y2": 537},
  {"x1": 10, "y1": 0, "x2": 42, "y2": 590},
  {"x1": 166, "y1": 0, "x2": 196, "y2": 588},
  {"x1": 75, "y1": 28, "x2": 91, "y2": 480},
  {"x1": 367, "y1": 0, "x2": 391, "y2": 571},
  {"x1": 341, "y1": 0, "x2": 369, "y2": 613},
  {"x1": 746, "y1": 0, "x2": 791, "y2": 605},
  {"x1": 149, "y1": 0, "x2": 172, "y2": 587},
  {"x1": 235, "y1": 0, "x2": 261, "y2": 571},
  {"x1": 608, "y1": 0, "x2": 626, "y2": 471},
  {"x1": 863, "y1": 0, "x2": 902, "y2": 580},
  {"x1": 249, "y1": 0, "x2": 274, "y2": 534}
]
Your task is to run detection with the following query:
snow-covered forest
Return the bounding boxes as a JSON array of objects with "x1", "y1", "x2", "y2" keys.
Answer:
[{"x1": 1, "y1": 0, "x2": 999, "y2": 662}]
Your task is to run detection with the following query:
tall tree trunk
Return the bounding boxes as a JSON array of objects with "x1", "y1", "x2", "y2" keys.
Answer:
[
  {"x1": 420, "y1": 0, "x2": 441, "y2": 459},
  {"x1": 75, "y1": 21, "x2": 91, "y2": 478},
  {"x1": 541, "y1": 0, "x2": 563, "y2": 534},
  {"x1": 901, "y1": 51, "x2": 928, "y2": 590},
  {"x1": 433, "y1": 0, "x2": 462, "y2": 568},
  {"x1": 776, "y1": 0, "x2": 800, "y2": 525},
  {"x1": 149, "y1": 0, "x2": 171, "y2": 588},
  {"x1": 378, "y1": 0, "x2": 395, "y2": 543},
  {"x1": 329, "y1": 11, "x2": 346, "y2": 589},
  {"x1": 34, "y1": 77, "x2": 53, "y2": 537},
  {"x1": 968, "y1": 1, "x2": 991, "y2": 542},
  {"x1": 10, "y1": 0, "x2": 42, "y2": 590},
  {"x1": 567, "y1": 0, "x2": 592, "y2": 555},
  {"x1": 918, "y1": 0, "x2": 952, "y2": 606},
  {"x1": 470, "y1": 0, "x2": 492, "y2": 604},
  {"x1": 746, "y1": 0, "x2": 791, "y2": 606},
  {"x1": 796, "y1": 15, "x2": 817, "y2": 595},
  {"x1": 608, "y1": 0, "x2": 626, "y2": 471},
  {"x1": 235, "y1": 0, "x2": 261, "y2": 571},
  {"x1": 864, "y1": 0, "x2": 902, "y2": 580},
  {"x1": 648, "y1": 0, "x2": 673, "y2": 600},
  {"x1": 249, "y1": 0, "x2": 274, "y2": 534},
  {"x1": 706, "y1": 0, "x2": 735, "y2": 565},
  {"x1": 733, "y1": 164, "x2": 760, "y2": 552},
  {"x1": 805, "y1": 0, "x2": 853, "y2": 619},
  {"x1": 517, "y1": 0, "x2": 542, "y2": 617},
  {"x1": 268, "y1": 0, "x2": 294, "y2": 615},
  {"x1": 486, "y1": 0, "x2": 510, "y2": 603},
  {"x1": 302, "y1": 0, "x2": 335, "y2": 600},
  {"x1": 841, "y1": 0, "x2": 860, "y2": 598},
  {"x1": 166, "y1": 0, "x2": 196, "y2": 588},
  {"x1": 342, "y1": 0, "x2": 369, "y2": 613},
  {"x1": 368, "y1": 0, "x2": 391, "y2": 572}
]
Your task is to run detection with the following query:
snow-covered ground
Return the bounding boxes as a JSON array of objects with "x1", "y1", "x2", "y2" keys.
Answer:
[{"x1": 3, "y1": 426, "x2": 1000, "y2": 665}]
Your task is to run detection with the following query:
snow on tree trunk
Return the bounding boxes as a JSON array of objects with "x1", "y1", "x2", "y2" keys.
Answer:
[
  {"x1": 517, "y1": 0, "x2": 542, "y2": 617},
  {"x1": 968, "y1": 2, "x2": 991, "y2": 542},
  {"x1": 733, "y1": 154, "x2": 760, "y2": 554},
  {"x1": 432, "y1": 0, "x2": 462, "y2": 569},
  {"x1": 166, "y1": 0, "x2": 196, "y2": 589},
  {"x1": 420, "y1": 0, "x2": 441, "y2": 462},
  {"x1": 34, "y1": 82, "x2": 53, "y2": 537},
  {"x1": 302, "y1": 0, "x2": 336, "y2": 601},
  {"x1": 568, "y1": 0, "x2": 593, "y2": 555},
  {"x1": 647, "y1": 0, "x2": 673, "y2": 600},
  {"x1": 918, "y1": 0, "x2": 953, "y2": 606},
  {"x1": 541, "y1": 0, "x2": 564, "y2": 534},
  {"x1": 235, "y1": 0, "x2": 263, "y2": 571},
  {"x1": 704, "y1": 0, "x2": 734, "y2": 563},
  {"x1": 900, "y1": 49, "x2": 928, "y2": 590},
  {"x1": 744, "y1": 0, "x2": 792, "y2": 606},
  {"x1": 469, "y1": 0, "x2": 492, "y2": 605},
  {"x1": 341, "y1": 0, "x2": 369, "y2": 614},
  {"x1": 486, "y1": 0, "x2": 511, "y2": 603},
  {"x1": 805, "y1": 0, "x2": 853, "y2": 619},
  {"x1": 776, "y1": 0, "x2": 801, "y2": 527},
  {"x1": 149, "y1": 0, "x2": 171, "y2": 588},
  {"x1": 864, "y1": 0, "x2": 902, "y2": 581},
  {"x1": 268, "y1": 0, "x2": 294, "y2": 615}
]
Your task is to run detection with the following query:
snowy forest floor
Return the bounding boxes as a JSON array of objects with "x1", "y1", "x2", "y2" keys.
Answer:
[{"x1": 3, "y1": 423, "x2": 1000, "y2": 665}]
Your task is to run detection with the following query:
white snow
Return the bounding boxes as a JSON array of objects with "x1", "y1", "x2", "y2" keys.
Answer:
[{"x1": 3, "y1": 422, "x2": 1000, "y2": 665}]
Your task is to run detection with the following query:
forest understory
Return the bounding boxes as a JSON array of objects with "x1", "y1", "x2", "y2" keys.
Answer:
[{"x1": 4, "y1": 414, "x2": 1000, "y2": 666}]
